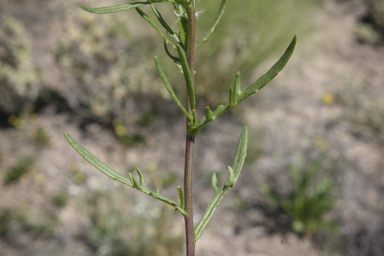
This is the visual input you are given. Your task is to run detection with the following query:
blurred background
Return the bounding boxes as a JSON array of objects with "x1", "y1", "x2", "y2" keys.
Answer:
[{"x1": 0, "y1": 0, "x2": 384, "y2": 255}]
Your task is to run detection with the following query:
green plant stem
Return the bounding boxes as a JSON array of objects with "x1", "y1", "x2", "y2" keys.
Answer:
[{"x1": 184, "y1": 2, "x2": 196, "y2": 256}]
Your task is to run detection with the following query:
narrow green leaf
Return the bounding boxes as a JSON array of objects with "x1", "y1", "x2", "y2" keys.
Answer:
[
  {"x1": 129, "y1": 172, "x2": 140, "y2": 189},
  {"x1": 194, "y1": 128, "x2": 248, "y2": 241},
  {"x1": 234, "y1": 72, "x2": 241, "y2": 99},
  {"x1": 192, "y1": 109, "x2": 198, "y2": 126},
  {"x1": 163, "y1": 41, "x2": 180, "y2": 62},
  {"x1": 136, "y1": 8, "x2": 177, "y2": 50},
  {"x1": 231, "y1": 127, "x2": 248, "y2": 185},
  {"x1": 174, "y1": 4, "x2": 187, "y2": 44},
  {"x1": 177, "y1": 44, "x2": 196, "y2": 112},
  {"x1": 239, "y1": 36, "x2": 297, "y2": 103},
  {"x1": 177, "y1": 186, "x2": 185, "y2": 209},
  {"x1": 196, "y1": 0, "x2": 228, "y2": 52},
  {"x1": 225, "y1": 166, "x2": 235, "y2": 188},
  {"x1": 188, "y1": 36, "x2": 295, "y2": 138},
  {"x1": 211, "y1": 173, "x2": 220, "y2": 193},
  {"x1": 194, "y1": 177, "x2": 227, "y2": 242},
  {"x1": 136, "y1": 168, "x2": 146, "y2": 186},
  {"x1": 154, "y1": 57, "x2": 192, "y2": 121},
  {"x1": 64, "y1": 132, "x2": 132, "y2": 187},
  {"x1": 194, "y1": 172, "x2": 224, "y2": 241},
  {"x1": 205, "y1": 107, "x2": 212, "y2": 121},
  {"x1": 64, "y1": 132, "x2": 187, "y2": 216},
  {"x1": 78, "y1": 2, "x2": 147, "y2": 14},
  {"x1": 78, "y1": 0, "x2": 178, "y2": 14},
  {"x1": 175, "y1": 62, "x2": 184, "y2": 73},
  {"x1": 149, "y1": 2, "x2": 180, "y2": 43}
]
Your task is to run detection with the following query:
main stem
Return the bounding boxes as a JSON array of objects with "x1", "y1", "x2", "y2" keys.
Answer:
[{"x1": 184, "y1": 2, "x2": 196, "y2": 256}]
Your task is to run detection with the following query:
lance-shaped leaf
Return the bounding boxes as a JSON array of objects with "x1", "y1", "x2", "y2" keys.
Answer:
[
  {"x1": 196, "y1": 0, "x2": 228, "y2": 52},
  {"x1": 149, "y1": 2, "x2": 180, "y2": 43},
  {"x1": 136, "y1": 8, "x2": 177, "y2": 50},
  {"x1": 154, "y1": 56, "x2": 192, "y2": 121},
  {"x1": 64, "y1": 132, "x2": 132, "y2": 186},
  {"x1": 177, "y1": 186, "x2": 185, "y2": 209},
  {"x1": 78, "y1": 2, "x2": 148, "y2": 14},
  {"x1": 238, "y1": 36, "x2": 297, "y2": 103},
  {"x1": 194, "y1": 127, "x2": 248, "y2": 241},
  {"x1": 205, "y1": 107, "x2": 213, "y2": 121},
  {"x1": 227, "y1": 127, "x2": 248, "y2": 186},
  {"x1": 187, "y1": 37, "x2": 296, "y2": 138},
  {"x1": 233, "y1": 72, "x2": 241, "y2": 98},
  {"x1": 64, "y1": 132, "x2": 187, "y2": 216},
  {"x1": 177, "y1": 44, "x2": 196, "y2": 114},
  {"x1": 78, "y1": 0, "x2": 178, "y2": 14}
]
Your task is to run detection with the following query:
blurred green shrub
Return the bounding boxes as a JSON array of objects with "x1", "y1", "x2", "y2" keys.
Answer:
[
  {"x1": 0, "y1": 209, "x2": 12, "y2": 237},
  {"x1": 51, "y1": 192, "x2": 69, "y2": 208},
  {"x1": 17, "y1": 208, "x2": 57, "y2": 237},
  {"x1": 55, "y1": 10, "x2": 167, "y2": 120},
  {"x1": 0, "y1": 16, "x2": 41, "y2": 114},
  {"x1": 258, "y1": 157, "x2": 339, "y2": 236},
  {"x1": 84, "y1": 190, "x2": 183, "y2": 256},
  {"x1": 3, "y1": 157, "x2": 35, "y2": 186},
  {"x1": 33, "y1": 126, "x2": 52, "y2": 147},
  {"x1": 357, "y1": 0, "x2": 384, "y2": 43}
]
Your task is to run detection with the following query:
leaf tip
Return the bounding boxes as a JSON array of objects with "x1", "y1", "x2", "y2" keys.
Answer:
[
  {"x1": 77, "y1": 3, "x2": 90, "y2": 12},
  {"x1": 243, "y1": 126, "x2": 248, "y2": 134},
  {"x1": 63, "y1": 132, "x2": 72, "y2": 142},
  {"x1": 228, "y1": 166, "x2": 235, "y2": 187},
  {"x1": 290, "y1": 35, "x2": 297, "y2": 50}
]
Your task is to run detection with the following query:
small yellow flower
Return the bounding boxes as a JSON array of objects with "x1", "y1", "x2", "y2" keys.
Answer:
[
  {"x1": 115, "y1": 124, "x2": 126, "y2": 137},
  {"x1": 322, "y1": 93, "x2": 333, "y2": 105}
]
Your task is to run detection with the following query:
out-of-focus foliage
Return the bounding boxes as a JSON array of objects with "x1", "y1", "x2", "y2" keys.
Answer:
[
  {"x1": 0, "y1": 1, "x2": 317, "y2": 123},
  {"x1": 356, "y1": 0, "x2": 384, "y2": 43},
  {"x1": 3, "y1": 157, "x2": 35, "y2": 186},
  {"x1": 258, "y1": 156, "x2": 340, "y2": 236},
  {"x1": 0, "y1": 16, "x2": 41, "y2": 114},
  {"x1": 55, "y1": 9, "x2": 170, "y2": 119},
  {"x1": 84, "y1": 190, "x2": 183, "y2": 256}
]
